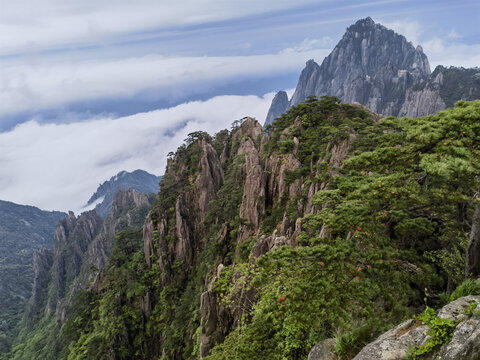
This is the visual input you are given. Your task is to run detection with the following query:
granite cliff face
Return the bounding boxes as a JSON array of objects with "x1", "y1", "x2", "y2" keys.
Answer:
[
  {"x1": 0, "y1": 201, "x2": 65, "y2": 353},
  {"x1": 400, "y1": 65, "x2": 480, "y2": 117},
  {"x1": 265, "y1": 17, "x2": 479, "y2": 125},
  {"x1": 141, "y1": 105, "x2": 375, "y2": 357},
  {"x1": 265, "y1": 91, "x2": 289, "y2": 127},
  {"x1": 9, "y1": 96, "x2": 480, "y2": 359},
  {"x1": 289, "y1": 17, "x2": 430, "y2": 118},
  {"x1": 24, "y1": 189, "x2": 153, "y2": 328},
  {"x1": 45, "y1": 210, "x2": 103, "y2": 316}
]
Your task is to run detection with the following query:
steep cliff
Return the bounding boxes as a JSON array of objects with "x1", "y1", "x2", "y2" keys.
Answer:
[
  {"x1": 400, "y1": 65, "x2": 480, "y2": 117},
  {"x1": 265, "y1": 18, "x2": 479, "y2": 125},
  {"x1": 9, "y1": 189, "x2": 153, "y2": 359},
  {"x1": 9, "y1": 98, "x2": 480, "y2": 360},
  {"x1": 265, "y1": 91, "x2": 289, "y2": 127},
  {"x1": 0, "y1": 201, "x2": 65, "y2": 354}
]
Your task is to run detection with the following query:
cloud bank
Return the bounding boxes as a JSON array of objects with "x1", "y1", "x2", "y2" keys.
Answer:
[
  {"x1": 0, "y1": 49, "x2": 330, "y2": 118},
  {"x1": 0, "y1": 93, "x2": 274, "y2": 212},
  {"x1": 0, "y1": 0, "x2": 319, "y2": 56}
]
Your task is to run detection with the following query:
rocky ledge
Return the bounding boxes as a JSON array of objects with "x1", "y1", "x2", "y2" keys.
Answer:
[{"x1": 308, "y1": 295, "x2": 480, "y2": 360}]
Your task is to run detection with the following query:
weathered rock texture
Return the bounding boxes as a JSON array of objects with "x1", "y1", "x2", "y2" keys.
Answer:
[
  {"x1": 401, "y1": 66, "x2": 480, "y2": 117},
  {"x1": 308, "y1": 338, "x2": 336, "y2": 360},
  {"x1": 0, "y1": 200, "x2": 65, "y2": 341},
  {"x1": 28, "y1": 248, "x2": 54, "y2": 315},
  {"x1": 353, "y1": 295, "x2": 480, "y2": 360},
  {"x1": 47, "y1": 210, "x2": 103, "y2": 316},
  {"x1": 466, "y1": 203, "x2": 480, "y2": 277},
  {"x1": 25, "y1": 189, "x2": 152, "y2": 325},
  {"x1": 265, "y1": 18, "x2": 480, "y2": 125},
  {"x1": 265, "y1": 90, "x2": 289, "y2": 127},
  {"x1": 142, "y1": 113, "x2": 368, "y2": 357}
]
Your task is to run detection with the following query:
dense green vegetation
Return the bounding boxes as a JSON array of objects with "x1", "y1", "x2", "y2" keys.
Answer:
[
  {"x1": 208, "y1": 99, "x2": 480, "y2": 359},
  {"x1": 6, "y1": 98, "x2": 480, "y2": 359}
]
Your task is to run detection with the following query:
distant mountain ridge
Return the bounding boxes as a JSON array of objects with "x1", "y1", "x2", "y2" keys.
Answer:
[
  {"x1": 0, "y1": 200, "x2": 65, "y2": 353},
  {"x1": 265, "y1": 17, "x2": 480, "y2": 125},
  {"x1": 85, "y1": 169, "x2": 161, "y2": 217}
]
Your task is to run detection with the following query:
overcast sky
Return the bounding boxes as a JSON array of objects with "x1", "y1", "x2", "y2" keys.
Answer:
[{"x1": 1, "y1": 0, "x2": 479, "y2": 212}]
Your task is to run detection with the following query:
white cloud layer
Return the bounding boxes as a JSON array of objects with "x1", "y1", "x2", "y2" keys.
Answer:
[
  {"x1": 423, "y1": 38, "x2": 480, "y2": 69},
  {"x1": 0, "y1": 93, "x2": 274, "y2": 212},
  {"x1": 280, "y1": 37, "x2": 333, "y2": 54},
  {"x1": 0, "y1": 0, "x2": 318, "y2": 56},
  {"x1": 0, "y1": 49, "x2": 331, "y2": 117}
]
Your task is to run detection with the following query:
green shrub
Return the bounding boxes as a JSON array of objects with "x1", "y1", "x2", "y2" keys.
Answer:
[
  {"x1": 406, "y1": 307, "x2": 457, "y2": 359},
  {"x1": 449, "y1": 279, "x2": 480, "y2": 302}
]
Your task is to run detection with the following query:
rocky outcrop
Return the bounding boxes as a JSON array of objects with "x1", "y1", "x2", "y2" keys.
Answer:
[
  {"x1": 265, "y1": 18, "x2": 480, "y2": 125},
  {"x1": 467, "y1": 203, "x2": 480, "y2": 277},
  {"x1": 400, "y1": 65, "x2": 480, "y2": 117},
  {"x1": 28, "y1": 248, "x2": 54, "y2": 315},
  {"x1": 47, "y1": 210, "x2": 102, "y2": 314},
  {"x1": 237, "y1": 119, "x2": 266, "y2": 237},
  {"x1": 289, "y1": 60, "x2": 322, "y2": 107},
  {"x1": 265, "y1": 90, "x2": 289, "y2": 126},
  {"x1": 308, "y1": 338, "x2": 336, "y2": 360},
  {"x1": 399, "y1": 69, "x2": 446, "y2": 117},
  {"x1": 144, "y1": 136, "x2": 224, "y2": 285},
  {"x1": 200, "y1": 265, "x2": 234, "y2": 357},
  {"x1": 55, "y1": 189, "x2": 152, "y2": 324},
  {"x1": 24, "y1": 189, "x2": 152, "y2": 326},
  {"x1": 141, "y1": 106, "x2": 376, "y2": 357},
  {"x1": 289, "y1": 17, "x2": 429, "y2": 117},
  {"x1": 196, "y1": 140, "x2": 224, "y2": 219},
  {"x1": 85, "y1": 169, "x2": 161, "y2": 217},
  {"x1": 353, "y1": 296, "x2": 480, "y2": 360}
]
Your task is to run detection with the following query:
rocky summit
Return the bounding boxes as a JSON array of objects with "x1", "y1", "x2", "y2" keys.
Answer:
[
  {"x1": 265, "y1": 17, "x2": 480, "y2": 125},
  {"x1": 85, "y1": 169, "x2": 161, "y2": 217}
]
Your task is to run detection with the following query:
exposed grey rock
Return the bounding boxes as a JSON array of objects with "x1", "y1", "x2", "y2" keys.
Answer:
[
  {"x1": 399, "y1": 86, "x2": 446, "y2": 117},
  {"x1": 47, "y1": 210, "x2": 103, "y2": 316},
  {"x1": 353, "y1": 296, "x2": 480, "y2": 360},
  {"x1": 25, "y1": 189, "x2": 152, "y2": 326},
  {"x1": 200, "y1": 289, "x2": 233, "y2": 358},
  {"x1": 437, "y1": 318, "x2": 480, "y2": 359},
  {"x1": 466, "y1": 203, "x2": 480, "y2": 277},
  {"x1": 265, "y1": 90, "x2": 289, "y2": 126},
  {"x1": 289, "y1": 17, "x2": 430, "y2": 117},
  {"x1": 55, "y1": 190, "x2": 152, "y2": 323},
  {"x1": 144, "y1": 135, "x2": 224, "y2": 286},
  {"x1": 237, "y1": 119, "x2": 266, "y2": 235},
  {"x1": 1, "y1": 320, "x2": 8, "y2": 332},
  {"x1": 308, "y1": 338, "x2": 336, "y2": 360},
  {"x1": 196, "y1": 140, "x2": 224, "y2": 220},
  {"x1": 28, "y1": 248, "x2": 54, "y2": 315},
  {"x1": 352, "y1": 319, "x2": 429, "y2": 360},
  {"x1": 290, "y1": 59, "x2": 322, "y2": 106},
  {"x1": 267, "y1": 18, "x2": 480, "y2": 122},
  {"x1": 76, "y1": 189, "x2": 152, "y2": 285}
]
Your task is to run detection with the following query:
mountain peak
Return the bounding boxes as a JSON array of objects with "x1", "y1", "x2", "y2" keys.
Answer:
[
  {"x1": 305, "y1": 59, "x2": 319, "y2": 68},
  {"x1": 85, "y1": 169, "x2": 161, "y2": 217},
  {"x1": 285, "y1": 18, "x2": 431, "y2": 116},
  {"x1": 353, "y1": 16, "x2": 375, "y2": 28},
  {"x1": 264, "y1": 90, "x2": 289, "y2": 126}
]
